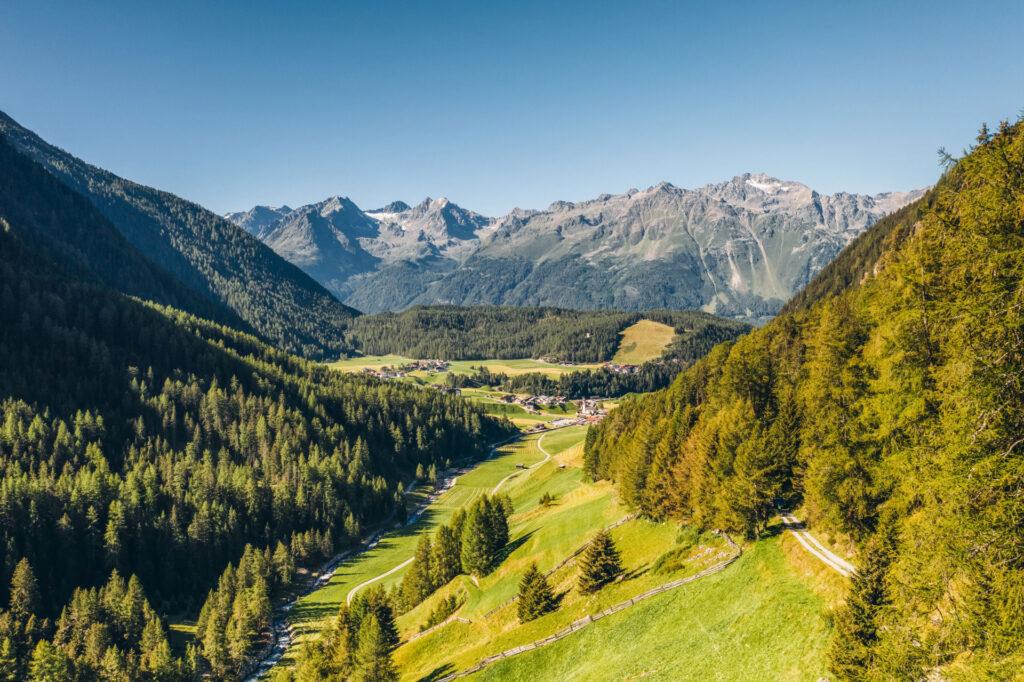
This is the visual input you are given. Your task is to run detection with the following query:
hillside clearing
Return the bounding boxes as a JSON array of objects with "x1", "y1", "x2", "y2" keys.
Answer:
[
  {"x1": 612, "y1": 319, "x2": 676, "y2": 364},
  {"x1": 467, "y1": 534, "x2": 834, "y2": 681}
]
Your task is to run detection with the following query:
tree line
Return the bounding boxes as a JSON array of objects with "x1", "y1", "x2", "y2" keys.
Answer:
[
  {"x1": 0, "y1": 208, "x2": 514, "y2": 680},
  {"x1": 583, "y1": 119, "x2": 1024, "y2": 678},
  {"x1": 346, "y1": 306, "x2": 747, "y2": 364}
]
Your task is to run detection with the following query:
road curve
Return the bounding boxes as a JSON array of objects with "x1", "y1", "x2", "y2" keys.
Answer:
[
  {"x1": 346, "y1": 556, "x2": 415, "y2": 605},
  {"x1": 490, "y1": 429, "x2": 554, "y2": 494},
  {"x1": 780, "y1": 513, "x2": 857, "y2": 578}
]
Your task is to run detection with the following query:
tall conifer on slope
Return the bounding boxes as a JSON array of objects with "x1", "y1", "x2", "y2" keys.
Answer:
[
  {"x1": 578, "y1": 530, "x2": 623, "y2": 594},
  {"x1": 400, "y1": 535, "x2": 436, "y2": 609},
  {"x1": 517, "y1": 563, "x2": 556, "y2": 623},
  {"x1": 352, "y1": 613, "x2": 398, "y2": 682},
  {"x1": 460, "y1": 500, "x2": 493, "y2": 576},
  {"x1": 431, "y1": 526, "x2": 462, "y2": 587},
  {"x1": 9, "y1": 560, "x2": 40, "y2": 620}
]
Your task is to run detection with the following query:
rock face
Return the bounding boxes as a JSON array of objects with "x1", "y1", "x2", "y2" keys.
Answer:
[
  {"x1": 224, "y1": 205, "x2": 293, "y2": 239},
  {"x1": 228, "y1": 174, "x2": 924, "y2": 322}
]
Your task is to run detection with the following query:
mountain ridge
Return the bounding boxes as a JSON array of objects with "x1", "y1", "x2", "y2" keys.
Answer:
[
  {"x1": 229, "y1": 175, "x2": 924, "y2": 322},
  {"x1": 0, "y1": 110, "x2": 357, "y2": 359}
]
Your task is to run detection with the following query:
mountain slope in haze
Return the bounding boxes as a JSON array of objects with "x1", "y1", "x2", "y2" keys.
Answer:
[
  {"x1": 231, "y1": 176, "x2": 923, "y2": 322},
  {"x1": 0, "y1": 111, "x2": 357, "y2": 359},
  {"x1": 584, "y1": 120, "x2": 1024, "y2": 678},
  {"x1": 0, "y1": 134, "x2": 226, "y2": 323}
]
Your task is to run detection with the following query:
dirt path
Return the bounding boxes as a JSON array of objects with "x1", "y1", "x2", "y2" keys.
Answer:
[
  {"x1": 780, "y1": 513, "x2": 856, "y2": 577},
  {"x1": 490, "y1": 429, "x2": 553, "y2": 494}
]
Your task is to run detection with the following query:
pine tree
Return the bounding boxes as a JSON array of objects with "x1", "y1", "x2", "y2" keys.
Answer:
[
  {"x1": 460, "y1": 502, "x2": 492, "y2": 576},
  {"x1": 9, "y1": 558, "x2": 40, "y2": 619},
  {"x1": 399, "y1": 535, "x2": 435, "y2": 608},
  {"x1": 486, "y1": 495, "x2": 510, "y2": 552},
  {"x1": 577, "y1": 530, "x2": 623, "y2": 594},
  {"x1": 517, "y1": 563, "x2": 556, "y2": 623},
  {"x1": 352, "y1": 613, "x2": 397, "y2": 682},
  {"x1": 828, "y1": 519, "x2": 896, "y2": 680},
  {"x1": 0, "y1": 638, "x2": 17, "y2": 682},
  {"x1": 430, "y1": 525, "x2": 461, "y2": 587},
  {"x1": 272, "y1": 541, "x2": 294, "y2": 585}
]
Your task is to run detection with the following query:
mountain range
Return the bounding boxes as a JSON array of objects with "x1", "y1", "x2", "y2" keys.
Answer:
[
  {"x1": 0, "y1": 111, "x2": 357, "y2": 359},
  {"x1": 229, "y1": 176, "x2": 924, "y2": 322}
]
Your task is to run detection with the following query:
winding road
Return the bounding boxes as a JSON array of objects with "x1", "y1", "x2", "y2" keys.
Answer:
[
  {"x1": 489, "y1": 429, "x2": 554, "y2": 494},
  {"x1": 780, "y1": 513, "x2": 857, "y2": 578}
]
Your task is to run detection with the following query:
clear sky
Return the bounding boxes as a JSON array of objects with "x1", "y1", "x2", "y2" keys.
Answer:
[{"x1": 2, "y1": 1, "x2": 1022, "y2": 216}]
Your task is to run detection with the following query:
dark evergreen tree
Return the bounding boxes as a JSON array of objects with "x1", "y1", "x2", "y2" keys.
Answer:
[
  {"x1": 430, "y1": 526, "x2": 462, "y2": 588},
  {"x1": 577, "y1": 530, "x2": 623, "y2": 594},
  {"x1": 9, "y1": 560, "x2": 39, "y2": 620},
  {"x1": 517, "y1": 563, "x2": 556, "y2": 623},
  {"x1": 352, "y1": 613, "x2": 397, "y2": 682}
]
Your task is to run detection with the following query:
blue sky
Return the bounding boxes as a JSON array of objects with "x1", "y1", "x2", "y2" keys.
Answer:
[{"x1": 2, "y1": 1, "x2": 1022, "y2": 216}]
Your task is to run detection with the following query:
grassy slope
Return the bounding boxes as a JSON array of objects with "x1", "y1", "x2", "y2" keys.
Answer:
[
  {"x1": 470, "y1": 531, "x2": 840, "y2": 682},
  {"x1": 612, "y1": 319, "x2": 677, "y2": 364},
  {"x1": 328, "y1": 356, "x2": 602, "y2": 378},
  {"x1": 281, "y1": 432, "x2": 559, "y2": 662},
  {"x1": 394, "y1": 429, "x2": 734, "y2": 681},
  {"x1": 280, "y1": 418, "x2": 840, "y2": 681}
]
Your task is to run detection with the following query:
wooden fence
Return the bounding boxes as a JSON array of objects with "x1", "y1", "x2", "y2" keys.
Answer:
[{"x1": 435, "y1": 531, "x2": 741, "y2": 681}]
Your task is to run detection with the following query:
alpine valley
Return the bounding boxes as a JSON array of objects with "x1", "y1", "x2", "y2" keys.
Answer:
[{"x1": 228, "y1": 177, "x2": 924, "y2": 322}]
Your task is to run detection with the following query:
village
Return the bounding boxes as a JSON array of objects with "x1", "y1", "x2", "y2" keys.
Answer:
[{"x1": 360, "y1": 358, "x2": 450, "y2": 379}]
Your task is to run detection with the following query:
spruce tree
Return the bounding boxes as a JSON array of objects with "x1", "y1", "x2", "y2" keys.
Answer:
[
  {"x1": 352, "y1": 613, "x2": 397, "y2": 682},
  {"x1": 486, "y1": 495, "x2": 510, "y2": 553},
  {"x1": 577, "y1": 530, "x2": 623, "y2": 594},
  {"x1": 27, "y1": 641, "x2": 71, "y2": 682},
  {"x1": 828, "y1": 519, "x2": 896, "y2": 680},
  {"x1": 517, "y1": 563, "x2": 555, "y2": 623},
  {"x1": 431, "y1": 525, "x2": 462, "y2": 587},
  {"x1": 460, "y1": 501, "x2": 493, "y2": 576},
  {"x1": 0, "y1": 638, "x2": 17, "y2": 682},
  {"x1": 400, "y1": 535, "x2": 435, "y2": 608}
]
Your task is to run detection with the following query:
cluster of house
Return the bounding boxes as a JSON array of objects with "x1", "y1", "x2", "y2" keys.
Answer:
[
  {"x1": 603, "y1": 362, "x2": 638, "y2": 374},
  {"x1": 576, "y1": 398, "x2": 605, "y2": 417},
  {"x1": 360, "y1": 359, "x2": 450, "y2": 380},
  {"x1": 399, "y1": 359, "x2": 449, "y2": 372},
  {"x1": 499, "y1": 393, "x2": 567, "y2": 412},
  {"x1": 361, "y1": 366, "x2": 407, "y2": 379}
]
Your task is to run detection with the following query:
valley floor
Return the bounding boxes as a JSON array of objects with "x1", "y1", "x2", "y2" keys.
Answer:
[{"x1": 266, "y1": 422, "x2": 844, "y2": 681}]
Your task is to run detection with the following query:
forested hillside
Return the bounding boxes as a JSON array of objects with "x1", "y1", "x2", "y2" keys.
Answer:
[
  {"x1": 0, "y1": 113, "x2": 357, "y2": 359},
  {"x1": 0, "y1": 177, "x2": 512, "y2": 678},
  {"x1": 347, "y1": 306, "x2": 748, "y2": 363},
  {"x1": 584, "y1": 120, "x2": 1024, "y2": 679}
]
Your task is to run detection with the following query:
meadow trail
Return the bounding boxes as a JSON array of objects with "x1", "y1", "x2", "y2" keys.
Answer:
[
  {"x1": 490, "y1": 430, "x2": 554, "y2": 494},
  {"x1": 780, "y1": 514, "x2": 856, "y2": 578}
]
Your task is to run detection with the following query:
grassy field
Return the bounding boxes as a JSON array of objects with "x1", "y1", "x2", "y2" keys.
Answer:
[
  {"x1": 271, "y1": 415, "x2": 839, "y2": 682},
  {"x1": 278, "y1": 429, "x2": 580, "y2": 666},
  {"x1": 390, "y1": 426, "x2": 843, "y2": 681},
  {"x1": 612, "y1": 319, "x2": 677, "y2": 364},
  {"x1": 468, "y1": 532, "x2": 837, "y2": 682},
  {"x1": 328, "y1": 356, "x2": 602, "y2": 379}
]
